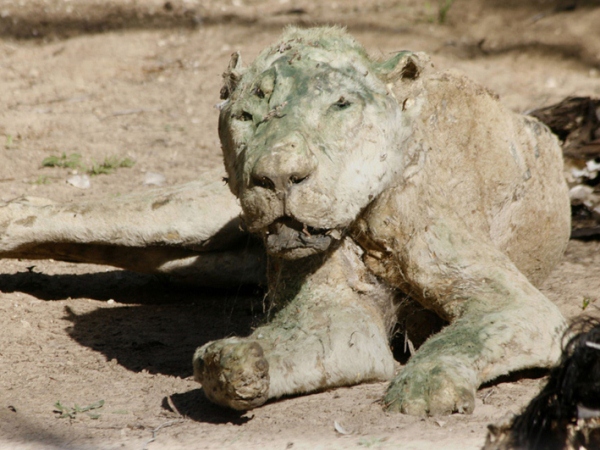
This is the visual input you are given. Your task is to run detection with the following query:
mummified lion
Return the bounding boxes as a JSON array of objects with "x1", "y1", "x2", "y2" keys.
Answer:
[{"x1": 0, "y1": 27, "x2": 571, "y2": 416}]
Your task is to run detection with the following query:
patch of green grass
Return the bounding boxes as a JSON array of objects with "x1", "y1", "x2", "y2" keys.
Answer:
[
  {"x1": 33, "y1": 175, "x2": 51, "y2": 185},
  {"x1": 5, "y1": 134, "x2": 13, "y2": 149},
  {"x1": 164, "y1": 124, "x2": 186, "y2": 133},
  {"x1": 41, "y1": 153, "x2": 83, "y2": 170},
  {"x1": 424, "y1": 0, "x2": 454, "y2": 24},
  {"x1": 41, "y1": 153, "x2": 135, "y2": 176},
  {"x1": 358, "y1": 437, "x2": 387, "y2": 448},
  {"x1": 582, "y1": 296, "x2": 593, "y2": 310},
  {"x1": 54, "y1": 399, "x2": 104, "y2": 419},
  {"x1": 87, "y1": 156, "x2": 135, "y2": 176},
  {"x1": 438, "y1": 0, "x2": 454, "y2": 24}
]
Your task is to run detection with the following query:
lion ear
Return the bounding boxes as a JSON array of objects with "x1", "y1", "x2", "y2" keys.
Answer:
[
  {"x1": 375, "y1": 51, "x2": 429, "y2": 84},
  {"x1": 220, "y1": 51, "x2": 247, "y2": 100}
]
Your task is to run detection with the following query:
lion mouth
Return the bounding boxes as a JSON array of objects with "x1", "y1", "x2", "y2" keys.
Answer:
[{"x1": 264, "y1": 217, "x2": 342, "y2": 258}]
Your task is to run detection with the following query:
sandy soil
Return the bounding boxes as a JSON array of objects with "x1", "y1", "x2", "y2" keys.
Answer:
[{"x1": 1, "y1": 1, "x2": 600, "y2": 449}]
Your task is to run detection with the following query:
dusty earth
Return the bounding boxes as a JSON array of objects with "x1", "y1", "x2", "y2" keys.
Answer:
[{"x1": 2, "y1": 1, "x2": 600, "y2": 449}]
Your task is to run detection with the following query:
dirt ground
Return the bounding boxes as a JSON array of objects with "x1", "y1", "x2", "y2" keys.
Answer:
[{"x1": 2, "y1": 1, "x2": 600, "y2": 449}]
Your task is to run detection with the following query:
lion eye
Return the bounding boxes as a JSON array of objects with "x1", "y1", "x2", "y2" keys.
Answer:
[
  {"x1": 234, "y1": 111, "x2": 253, "y2": 122},
  {"x1": 333, "y1": 96, "x2": 352, "y2": 109},
  {"x1": 253, "y1": 87, "x2": 265, "y2": 99}
]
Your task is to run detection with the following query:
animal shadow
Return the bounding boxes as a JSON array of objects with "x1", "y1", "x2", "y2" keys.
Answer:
[
  {"x1": 163, "y1": 390, "x2": 252, "y2": 424},
  {"x1": 0, "y1": 268, "x2": 266, "y2": 378}
]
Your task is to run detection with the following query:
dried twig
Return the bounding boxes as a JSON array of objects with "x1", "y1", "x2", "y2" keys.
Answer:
[{"x1": 141, "y1": 419, "x2": 185, "y2": 450}]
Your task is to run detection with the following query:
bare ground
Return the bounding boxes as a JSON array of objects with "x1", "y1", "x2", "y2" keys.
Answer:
[{"x1": 1, "y1": 1, "x2": 600, "y2": 449}]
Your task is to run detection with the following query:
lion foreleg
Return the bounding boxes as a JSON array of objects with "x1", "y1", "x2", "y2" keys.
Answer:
[
  {"x1": 380, "y1": 217, "x2": 565, "y2": 416},
  {"x1": 193, "y1": 239, "x2": 396, "y2": 410}
]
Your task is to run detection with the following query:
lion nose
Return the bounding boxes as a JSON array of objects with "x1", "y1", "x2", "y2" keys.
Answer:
[{"x1": 251, "y1": 134, "x2": 316, "y2": 192}]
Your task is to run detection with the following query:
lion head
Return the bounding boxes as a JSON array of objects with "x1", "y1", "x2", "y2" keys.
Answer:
[{"x1": 219, "y1": 27, "x2": 426, "y2": 259}]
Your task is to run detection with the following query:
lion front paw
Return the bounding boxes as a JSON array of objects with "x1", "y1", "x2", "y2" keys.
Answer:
[
  {"x1": 193, "y1": 338, "x2": 270, "y2": 410},
  {"x1": 383, "y1": 360, "x2": 476, "y2": 416}
]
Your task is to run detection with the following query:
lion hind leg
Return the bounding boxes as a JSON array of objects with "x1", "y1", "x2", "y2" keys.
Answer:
[
  {"x1": 0, "y1": 169, "x2": 241, "y2": 253},
  {"x1": 0, "y1": 169, "x2": 267, "y2": 286}
]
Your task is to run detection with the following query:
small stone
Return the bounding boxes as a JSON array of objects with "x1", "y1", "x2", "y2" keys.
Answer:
[
  {"x1": 144, "y1": 172, "x2": 166, "y2": 186},
  {"x1": 66, "y1": 174, "x2": 91, "y2": 189}
]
